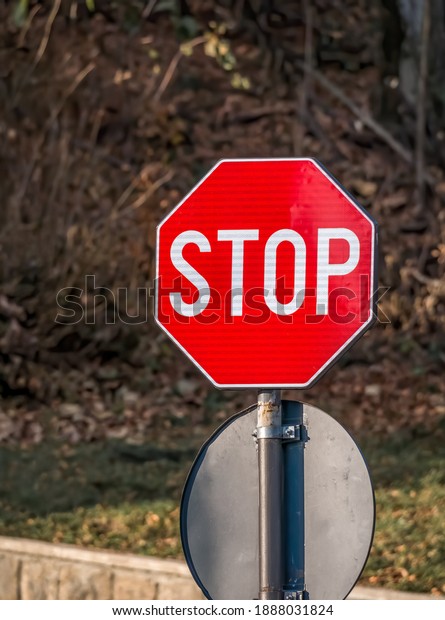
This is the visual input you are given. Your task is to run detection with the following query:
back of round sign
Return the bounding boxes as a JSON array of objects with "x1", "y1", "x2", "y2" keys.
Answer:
[{"x1": 180, "y1": 401, "x2": 375, "y2": 600}]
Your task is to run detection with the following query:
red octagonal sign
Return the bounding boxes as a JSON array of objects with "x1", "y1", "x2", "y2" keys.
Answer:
[{"x1": 155, "y1": 159, "x2": 377, "y2": 388}]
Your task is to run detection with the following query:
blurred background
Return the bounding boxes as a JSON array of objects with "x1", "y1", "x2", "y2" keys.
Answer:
[{"x1": 0, "y1": 0, "x2": 444, "y2": 597}]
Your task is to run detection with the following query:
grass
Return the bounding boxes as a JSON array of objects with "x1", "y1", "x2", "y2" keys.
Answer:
[
  {"x1": 360, "y1": 433, "x2": 445, "y2": 595},
  {"x1": 0, "y1": 500, "x2": 182, "y2": 558},
  {"x1": 0, "y1": 430, "x2": 444, "y2": 594},
  {"x1": 0, "y1": 439, "x2": 192, "y2": 557}
]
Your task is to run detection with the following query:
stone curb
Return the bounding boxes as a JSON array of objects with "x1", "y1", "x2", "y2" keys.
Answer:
[
  {"x1": 347, "y1": 585, "x2": 442, "y2": 600},
  {"x1": 0, "y1": 536, "x2": 201, "y2": 600},
  {"x1": 0, "y1": 536, "x2": 442, "y2": 601}
]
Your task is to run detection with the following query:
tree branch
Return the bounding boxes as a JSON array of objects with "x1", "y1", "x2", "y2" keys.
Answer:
[
  {"x1": 415, "y1": 0, "x2": 430, "y2": 214},
  {"x1": 296, "y1": 60, "x2": 437, "y2": 189}
]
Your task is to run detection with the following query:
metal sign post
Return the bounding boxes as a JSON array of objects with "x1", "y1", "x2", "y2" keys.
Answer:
[
  {"x1": 257, "y1": 393, "x2": 309, "y2": 600},
  {"x1": 257, "y1": 390, "x2": 283, "y2": 600}
]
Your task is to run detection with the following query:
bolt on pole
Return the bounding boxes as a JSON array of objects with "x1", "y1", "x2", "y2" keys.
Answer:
[{"x1": 257, "y1": 389, "x2": 284, "y2": 600}]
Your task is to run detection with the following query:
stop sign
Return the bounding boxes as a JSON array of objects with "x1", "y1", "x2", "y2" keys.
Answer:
[{"x1": 155, "y1": 159, "x2": 377, "y2": 388}]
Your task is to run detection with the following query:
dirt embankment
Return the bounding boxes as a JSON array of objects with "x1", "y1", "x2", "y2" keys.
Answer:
[{"x1": 1, "y1": 1, "x2": 445, "y2": 446}]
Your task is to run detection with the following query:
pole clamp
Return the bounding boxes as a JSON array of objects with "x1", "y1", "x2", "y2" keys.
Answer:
[
  {"x1": 283, "y1": 590, "x2": 310, "y2": 600},
  {"x1": 255, "y1": 425, "x2": 308, "y2": 442}
]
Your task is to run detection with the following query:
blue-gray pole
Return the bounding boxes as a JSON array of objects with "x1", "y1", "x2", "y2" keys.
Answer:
[{"x1": 282, "y1": 400, "x2": 307, "y2": 599}]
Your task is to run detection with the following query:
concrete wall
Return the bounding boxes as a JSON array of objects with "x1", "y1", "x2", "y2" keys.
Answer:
[{"x1": 0, "y1": 536, "x2": 203, "y2": 600}]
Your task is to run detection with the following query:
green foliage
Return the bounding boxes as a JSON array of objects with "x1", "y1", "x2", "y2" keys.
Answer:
[
  {"x1": 0, "y1": 439, "x2": 195, "y2": 514},
  {"x1": 153, "y1": 0, "x2": 199, "y2": 40},
  {"x1": 11, "y1": 0, "x2": 95, "y2": 26},
  {"x1": 176, "y1": 14, "x2": 199, "y2": 39},
  {"x1": 231, "y1": 72, "x2": 251, "y2": 90},
  {"x1": 12, "y1": 0, "x2": 29, "y2": 27},
  {"x1": 204, "y1": 22, "x2": 236, "y2": 71},
  {"x1": 153, "y1": 0, "x2": 177, "y2": 13}
]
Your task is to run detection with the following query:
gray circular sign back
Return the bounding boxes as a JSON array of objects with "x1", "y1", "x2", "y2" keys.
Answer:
[{"x1": 181, "y1": 401, "x2": 375, "y2": 600}]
